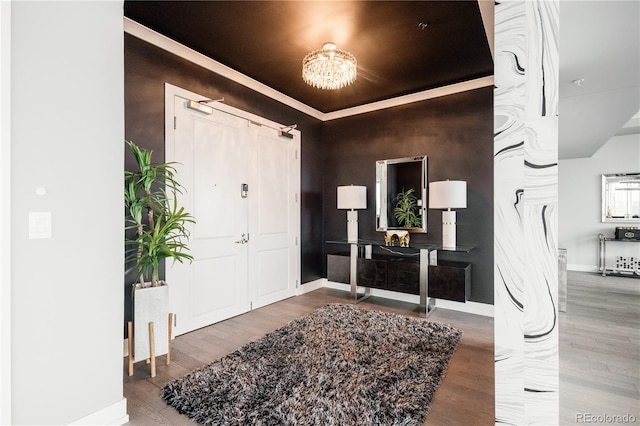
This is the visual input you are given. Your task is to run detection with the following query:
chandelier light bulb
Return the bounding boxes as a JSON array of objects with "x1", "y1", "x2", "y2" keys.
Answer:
[{"x1": 302, "y1": 42, "x2": 357, "y2": 90}]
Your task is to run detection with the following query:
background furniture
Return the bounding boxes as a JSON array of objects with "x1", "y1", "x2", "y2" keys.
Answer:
[
  {"x1": 327, "y1": 239, "x2": 473, "y2": 315},
  {"x1": 558, "y1": 248, "x2": 567, "y2": 312},
  {"x1": 598, "y1": 234, "x2": 640, "y2": 278}
]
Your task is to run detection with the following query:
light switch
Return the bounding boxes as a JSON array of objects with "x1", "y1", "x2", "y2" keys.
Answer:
[{"x1": 29, "y1": 212, "x2": 52, "y2": 239}]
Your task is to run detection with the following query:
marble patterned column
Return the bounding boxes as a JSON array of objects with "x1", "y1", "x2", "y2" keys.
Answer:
[{"x1": 494, "y1": 1, "x2": 559, "y2": 424}]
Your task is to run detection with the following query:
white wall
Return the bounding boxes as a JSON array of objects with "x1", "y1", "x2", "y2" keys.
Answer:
[
  {"x1": 8, "y1": 2, "x2": 127, "y2": 424},
  {"x1": 559, "y1": 134, "x2": 640, "y2": 271},
  {"x1": 0, "y1": 1, "x2": 12, "y2": 423}
]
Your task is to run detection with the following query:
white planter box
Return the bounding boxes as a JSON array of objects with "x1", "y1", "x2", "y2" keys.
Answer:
[{"x1": 133, "y1": 283, "x2": 169, "y2": 360}]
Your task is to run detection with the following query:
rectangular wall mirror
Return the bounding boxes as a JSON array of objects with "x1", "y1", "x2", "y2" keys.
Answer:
[
  {"x1": 602, "y1": 172, "x2": 640, "y2": 222},
  {"x1": 376, "y1": 156, "x2": 427, "y2": 233}
]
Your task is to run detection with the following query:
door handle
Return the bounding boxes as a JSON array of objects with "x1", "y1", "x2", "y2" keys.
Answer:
[{"x1": 235, "y1": 233, "x2": 249, "y2": 244}]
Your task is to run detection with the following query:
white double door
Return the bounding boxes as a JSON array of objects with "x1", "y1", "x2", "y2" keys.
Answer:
[{"x1": 165, "y1": 85, "x2": 299, "y2": 336}]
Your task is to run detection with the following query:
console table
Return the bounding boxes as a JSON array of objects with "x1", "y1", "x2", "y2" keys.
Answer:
[
  {"x1": 598, "y1": 233, "x2": 640, "y2": 278},
  {"x1": 326, "y1": 239, "x2": 473, "y2": 316}
]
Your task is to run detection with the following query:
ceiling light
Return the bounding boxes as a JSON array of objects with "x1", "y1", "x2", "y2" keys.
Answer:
[
  {"x1": 302, "y1": 42, "x2": 357, "y2": 90},
  {"x1": 572, "y1": 78, "x2": 585, "y2": 86}
]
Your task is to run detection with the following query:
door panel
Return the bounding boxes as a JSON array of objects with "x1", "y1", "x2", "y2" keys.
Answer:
[
  {"x1": 193, "y1": 257, "x2": 239, "y2": 314},
  {"x1": 193, "y1": 120, "x2": 242, "y2": 239},
  {"x1": 249, "y1": 128, "x2": 299, "y2": 309},
  {"x1": 169, "y1": 95, "x2": 250, "y2": 335},
  {"x1": 257, "y1": 248, "x2": 291, "y2": 297},
  {"x1": 257, "y1": 136, "x2": 290, "y2": 234}
]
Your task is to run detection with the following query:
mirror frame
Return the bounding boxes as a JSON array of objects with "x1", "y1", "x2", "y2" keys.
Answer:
[
  {"x1": 601, "y1": 172, "x2": 640, "y2": 222},
  {"x1": 376, "y1": 155, "x2": 427, "y2": 233}
]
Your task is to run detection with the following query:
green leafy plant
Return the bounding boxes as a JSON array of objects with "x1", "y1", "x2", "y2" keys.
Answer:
[
  {"x1": 124, "y1": 140, "x2": 195, "y2": 288},
  {"x1": 394, "y1": 188, "x2": 422, "y2": 228}
]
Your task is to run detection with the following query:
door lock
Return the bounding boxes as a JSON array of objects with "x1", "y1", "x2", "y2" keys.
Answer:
[{"x1": 241, "y1": 183, "x2": 249, "y2": 198}]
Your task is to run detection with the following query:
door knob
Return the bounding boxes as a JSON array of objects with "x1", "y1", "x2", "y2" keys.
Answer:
[{"x1": 235, "y1": 233, "x2": 249, "y2": 244}]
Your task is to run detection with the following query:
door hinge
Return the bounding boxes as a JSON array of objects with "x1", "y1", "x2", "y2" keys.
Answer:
[
  {"x1": 295, "y1": 150, "x2": 298, "y2": 160},
  {"x1": 174, "y1": 116, "x2": 177, "y2": 130},
  {"x1": 250, "y1": 301, "x2": 253, "y2": 310},
  {"x1": 295, "y1": 193, "x2": 298, "y2": 202},
  {"x1": 173, "y1": 314, "x2": 177, "y2": 327},
  {"x1": 295, "y1": 236, "x2": 298, "y2": 245}
]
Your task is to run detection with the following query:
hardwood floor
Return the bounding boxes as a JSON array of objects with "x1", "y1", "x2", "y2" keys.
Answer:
[
  {"x1": 123, "y1": 273, "x2": 640, "y2": 425},
  {"x1": 123, "y1": 288, "x2": 495, "y2": 425},
  {"x1": 559, "y1": 271, "x2": 640, "y2": 425}
]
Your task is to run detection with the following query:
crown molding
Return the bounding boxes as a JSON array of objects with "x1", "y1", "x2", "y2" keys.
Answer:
[{"x1": 124, "y1": 17, "x2": 494, "y2": 122}]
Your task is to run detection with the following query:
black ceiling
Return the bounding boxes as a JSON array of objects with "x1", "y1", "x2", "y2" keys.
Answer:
[{"x1": 124, "y1": 1, "x2": 493, "y2": 113}]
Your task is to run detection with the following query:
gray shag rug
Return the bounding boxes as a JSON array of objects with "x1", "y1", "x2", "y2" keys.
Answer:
[{"x1": 161, "y1": 304, "x2": 462, "y2": 425}]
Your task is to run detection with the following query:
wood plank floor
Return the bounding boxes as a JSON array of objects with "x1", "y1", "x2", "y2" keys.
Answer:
[
  {"x1": 123, "y1": 288, "x2": 495, "y2": 425},
  {"x1": 559, "y1": 271, "x2": 640, "y2": 425},
  {"x1": 124, "y1": 272, "x2": 639, "y2": 425}
]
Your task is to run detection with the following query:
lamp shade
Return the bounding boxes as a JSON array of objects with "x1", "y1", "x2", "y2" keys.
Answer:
[
  {"x1": 429, "y1": 180, "x2": 467, "y2": 209},
  {"x1": 337, "y1": 185, "x2": 367, "y2": 210}
]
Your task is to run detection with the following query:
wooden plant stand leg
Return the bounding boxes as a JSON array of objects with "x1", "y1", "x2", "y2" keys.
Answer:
[
  {"x1": 127, "y1": 321, "x2": 134, "y2": 376},
  {"x1": 148, "y1": 321, "x2": 156, "y2": 378},
  {"x1": 167, "y1": 313, "x2": 173, "y2": 365}
]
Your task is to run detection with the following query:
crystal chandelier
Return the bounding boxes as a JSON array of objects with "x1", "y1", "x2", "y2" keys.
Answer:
[{"x1": 302, "y1": 42, "x2": 357, "y2": 90}]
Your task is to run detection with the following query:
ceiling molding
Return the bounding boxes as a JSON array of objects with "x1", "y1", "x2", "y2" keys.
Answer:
[
  {"x1": 477, "y1": 0, "x2": 495, "y2": 60},
  {"x1": 124, "y1": 17, "x2": 494, "y2": 122},
  {"x1": 124, "y1": 17, "x2": 325, "y2": 120},
  {"x1": 322, "y1": 76, "x2": 494, "y2": 121}
]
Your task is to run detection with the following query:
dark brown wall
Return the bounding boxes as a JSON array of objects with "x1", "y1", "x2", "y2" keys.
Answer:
[
  {"x1": 323, "y1": 87, "x2": 494, "y2": 303},
  {"x1": 124, "y1": 34, "x2": 494, "y2": 310}
]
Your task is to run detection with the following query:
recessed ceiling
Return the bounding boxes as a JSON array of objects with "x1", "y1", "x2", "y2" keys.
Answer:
[
  {"x1": 124, "y1": 1, "x2": 639, "y2": 160},
  {"x1": 124, "y1": 1, "x2": 494, "y2": 114}
]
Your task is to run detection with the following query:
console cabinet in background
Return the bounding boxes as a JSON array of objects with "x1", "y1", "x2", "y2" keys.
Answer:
[
  {"x1": 327, "y1": 254, "x2": 470, "y2": 302},
  {"x1": 428, "y1": 260, "x2": 471, "y2": 302}
]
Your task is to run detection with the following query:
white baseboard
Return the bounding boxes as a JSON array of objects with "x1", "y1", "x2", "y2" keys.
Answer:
[
  {"x1": 568, "y1": 264, "x2": 598, "y2": 272},
  {"x1": 68, "y1": 397, "x2": 128, "y2": 425},
  {"x1": 323, "y1": 279, "x2": 493, "y2": 317},
  {"x1": 436, "y1": 299, "x2": 494, "y2": 317},
  {"x1": 297, "y1": 278, "x2": 325, "y2": 294}
]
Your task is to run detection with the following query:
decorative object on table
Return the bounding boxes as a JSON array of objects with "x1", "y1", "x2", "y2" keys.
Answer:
[
  {"x1": 394, "y1": 188, "x2": 422, "y2": 228},
  {"x1": 429, "y1": 180, "x2": 467, "y2": 249},
  {"x1": 614, "y1": 256, "x2": 640, "y2": 275},
  {"x1": 124, "y1": 140, "x2": 195, "y2": 377},
  {"x1": 385, "y1": 230, "x2": 410, "y2": 247},
  {"x1": 161, "y1": 304, "x2": 462, "y2": 425},
  {"x1": 337, "y1": 185, "x2": 366, "y2": 242},
  {"x1": 302, "y1": 42, "x2": 357, "y2": 90},
  {"x1": 615, "y1": 226, "x2": 640, "y2": 240}
]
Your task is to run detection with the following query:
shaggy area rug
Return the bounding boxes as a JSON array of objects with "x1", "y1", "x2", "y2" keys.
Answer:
[{"x1": 161, "y1": 304, "x2": 462, "y2": 425}]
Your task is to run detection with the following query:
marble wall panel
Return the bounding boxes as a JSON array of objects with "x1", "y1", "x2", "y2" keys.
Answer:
[{"x1": 494, "y1": 1, "x2": 559, "y2": 424}]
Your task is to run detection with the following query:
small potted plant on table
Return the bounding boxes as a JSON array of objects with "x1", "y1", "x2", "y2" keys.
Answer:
[{"x1": 392, "y1": 188, "x2": 422, "y2": 246}]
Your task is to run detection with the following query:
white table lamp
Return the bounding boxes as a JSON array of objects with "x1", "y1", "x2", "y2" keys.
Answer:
[
  {"x1": 429, "y1": 180, "x2": 466, "y2": 249},
  {"x1": 337, "y1": 185, "x2": 367, "y2": 242}
]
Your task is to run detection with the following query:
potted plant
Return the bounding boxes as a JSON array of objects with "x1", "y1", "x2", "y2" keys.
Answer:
[
  {"x1": 124, "y1": 140, "x2": 195, "y2": 372},
  {"x1": 394, "y1": 188, "x2": 422, "y2": 228}
]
